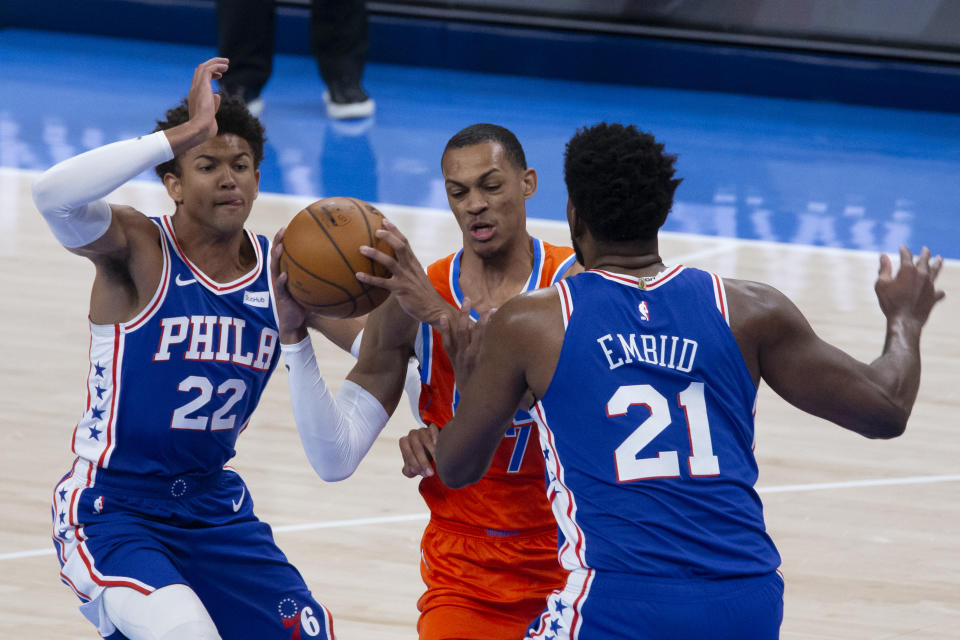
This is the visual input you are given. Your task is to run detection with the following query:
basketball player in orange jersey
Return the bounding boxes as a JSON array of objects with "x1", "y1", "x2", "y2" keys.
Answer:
[{"x1": 272, "y1": 124, "x2": 577, "y2": 639}]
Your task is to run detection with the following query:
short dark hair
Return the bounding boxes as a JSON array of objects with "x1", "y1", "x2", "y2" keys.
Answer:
[
  {"x1": 443, "y1": 123, "x2": 527, "y2": 170},
  {"x1": 152, "y1": 94, "x2": 266, "y2": 179},
  {"x1": 564, "y1": 123, "x2": 682, "y2": 243}
]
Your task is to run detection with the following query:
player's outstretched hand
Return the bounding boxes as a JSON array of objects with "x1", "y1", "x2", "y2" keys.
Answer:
[
  {"x1": 399, "y1": 424, "x2": 440, "y2": 478},
  {"x1": 188, "y1": 57, "x2": 229, "y2": 141},
  {"x1": 271, "y1": 227, "x2": 309, "y2": 343},
  {"x1": 357, "y1": 219, "x2": 451, "y2": 326},
  {"x1": 875, "y1": 246, "x2": 945, "y2": 328},
  {"x1": 437, "y1": 297, "x2": 494, "y2": 390}
]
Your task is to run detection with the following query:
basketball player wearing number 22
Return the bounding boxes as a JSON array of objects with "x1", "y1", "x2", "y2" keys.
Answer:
[{"x1": 32, "y1": 58, "x2": 336, "y2": 640}]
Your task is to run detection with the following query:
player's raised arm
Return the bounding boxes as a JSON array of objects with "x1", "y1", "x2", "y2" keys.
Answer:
[
  {"x1": 31, "y1": 57, "x2": 227, "y2": 260},
  {"x1": 734, "y1": 246, "x2": 944, "y2": 438}
]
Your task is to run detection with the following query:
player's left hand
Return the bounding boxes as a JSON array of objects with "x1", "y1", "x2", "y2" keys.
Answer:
[
  {"x1": 399, "y1": 424, "x2": 440, "y2": 478},
  {"x1": 357, "y1": 219, "x2": 452, "y2": 327},
  {"x1": 271, "y1": 227, "x2": 309, "y2": 344}
]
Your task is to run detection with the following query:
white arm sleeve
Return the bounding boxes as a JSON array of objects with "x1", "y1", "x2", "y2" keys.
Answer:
[
  {"x1": 349, "y1": 328, "x2": 424, "y2": 425},
  {"x1": 31, "y1": 131, "x2": 174, "y2": 248},
  {"x1": 282, "y1": 335, "x2": 389, "y2": 482}
]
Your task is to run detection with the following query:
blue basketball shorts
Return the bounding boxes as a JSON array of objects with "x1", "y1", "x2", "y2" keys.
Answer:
[
  {"x1": 52, "y1": 461, "x2": 334, "y2": 639},
  {"x1": 524, "y1": 568, "x2": 783, "y2": 640}
]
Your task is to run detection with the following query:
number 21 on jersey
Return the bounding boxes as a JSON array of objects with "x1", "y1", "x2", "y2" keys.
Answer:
[{"x1": 608, "y1": 381, "x2": 720, "y2": 481}]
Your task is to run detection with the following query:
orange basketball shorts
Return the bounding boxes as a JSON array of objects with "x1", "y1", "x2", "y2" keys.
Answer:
[{"x1": 416, "y1": 517, "x2": 567, "y2": 640}]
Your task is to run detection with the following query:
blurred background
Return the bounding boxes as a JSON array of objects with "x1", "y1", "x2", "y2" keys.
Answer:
[{"x1": 3, "y1": 0, "x2": 960, "y2": 256}]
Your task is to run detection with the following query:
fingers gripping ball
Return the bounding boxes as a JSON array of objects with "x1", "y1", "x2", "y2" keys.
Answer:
[{"x1": 280, "y1": 197, "x2": 395, "y2": 318}]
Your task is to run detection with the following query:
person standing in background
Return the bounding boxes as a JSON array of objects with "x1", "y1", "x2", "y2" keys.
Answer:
[{"x1": 217, "y1": 0, "x2": 375, "y2": 119}]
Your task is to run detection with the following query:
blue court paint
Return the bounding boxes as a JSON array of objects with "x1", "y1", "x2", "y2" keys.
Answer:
[{"x1": 2, "y1": 29, "x2": 959, "y2": 257}]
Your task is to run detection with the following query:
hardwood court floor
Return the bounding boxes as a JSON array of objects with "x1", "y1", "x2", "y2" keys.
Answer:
[{"x1": 1, "y1": 174, "x2": 958, "y2": 638}]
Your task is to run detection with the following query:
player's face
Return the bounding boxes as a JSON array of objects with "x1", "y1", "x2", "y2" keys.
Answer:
[
  {"x1": 166, "y1": 133, "x2": 260, "y2": 234},
  {"x1": 441, "y1": 142, "x2": 536, "y2": 258}
]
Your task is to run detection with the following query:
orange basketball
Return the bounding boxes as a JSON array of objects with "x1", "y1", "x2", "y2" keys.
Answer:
[{"x1": 280, "y1": 197, "x2": 395, "y2": 318}]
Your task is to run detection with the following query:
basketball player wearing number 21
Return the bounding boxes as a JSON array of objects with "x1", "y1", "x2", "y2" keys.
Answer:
[
  {"x1": 32, "y1": 58, "x2": 335, "y2": 639},
  {"x1": 435, "y1": 123, "x2": 945, "y2": 639}
]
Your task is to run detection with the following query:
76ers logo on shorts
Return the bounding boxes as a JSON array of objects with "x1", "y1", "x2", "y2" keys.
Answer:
[{"x1": 278, "y1": 597, "x2": 329, "y2": 639}]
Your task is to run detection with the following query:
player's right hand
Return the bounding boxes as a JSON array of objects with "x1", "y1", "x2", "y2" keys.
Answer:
[
  {"x1": 399, "y1": 424, "x2": 440, "y2": 478},
  {"x1": 188, "y1": 57, "x2": 229, "y2": 140},
  {"x1": 357, "y1": 219, "x2": 451, "y2": 326}
]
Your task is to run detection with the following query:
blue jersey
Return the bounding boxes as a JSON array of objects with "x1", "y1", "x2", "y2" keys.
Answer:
[
  {"x1": 70, "y1": 216, "x2": 280, "y2": 481},
  {"x1": 532, "y1": 267, "x2": 780, "y2": 579}
]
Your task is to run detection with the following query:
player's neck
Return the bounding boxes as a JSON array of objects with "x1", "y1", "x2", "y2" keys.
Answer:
[
  {"x1": 459, "y1": 233, "x2": 535, "y2": 311},
  {"x1": 170, "y1": 211, "x2": 255, "y2": 282},
  {"x1": 588, "y1": 242, "x2": 664, "y2": 278}
]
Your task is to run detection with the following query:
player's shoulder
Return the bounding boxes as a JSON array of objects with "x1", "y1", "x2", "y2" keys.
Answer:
[
  {"x1": 110, "y1": 204, "x2": 160, "y2": 234},
  {"x1": 541, "y1": 239, "x2": 574, "y2": 256},
  {"x1": 539, "y1": 240, "x2": 581, "y2": 280},
  {"x1": 723, "y1": 277, "x2": 800, "y2": 330},
  {"x1": 426, "y1": 251, "x2": 456, "y2": 276},
  {"x1": 495, "y1": 285, "x2": 561, "y2": 330},
  {"x1": 722, "y1": 277, "x2": 789, "y2": 306},
  {"x1": 75, "y1": 204, "x2": 159, "y2": 263}
]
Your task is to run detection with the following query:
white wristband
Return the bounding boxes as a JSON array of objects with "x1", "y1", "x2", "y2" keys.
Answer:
[
  {"x1": 282, "y1": 335, "x2": 388, "y2": 481},
  {"x1": 32, "y1": 131, "x2": 174, "y2": 248}
]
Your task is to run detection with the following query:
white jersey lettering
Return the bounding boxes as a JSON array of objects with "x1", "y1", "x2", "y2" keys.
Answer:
[{"x1": 598, "y1": 332, "x2": 699, "y2": 373}]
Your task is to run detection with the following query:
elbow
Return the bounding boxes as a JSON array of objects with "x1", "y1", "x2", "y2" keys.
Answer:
[
  {"x1": 31, "y1": 174, "x2": 57, "y2": 214},
  {"x1": 305, "y1": 450, "x2": 358, "y2": 482},
  {"x1": 436, "y1": 459, "x2": 478, "y2": 489},
  {"x1": 864, "y1": 417, "x2": 907, "y2": 440},
  {"x1": 852, "y1": 408, "x2": 909, "y2": 439},
  {"x1": 312, "y1": 464, "x2": 356, "y2": 483}
]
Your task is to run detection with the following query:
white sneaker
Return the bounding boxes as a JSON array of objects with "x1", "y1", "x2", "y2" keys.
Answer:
[
  {"x1": 246, "y1": 97, "x2": 265, "y2": 118},
  {"x1": 323, "y1": 90, "x2": 375, "y2": 120}
]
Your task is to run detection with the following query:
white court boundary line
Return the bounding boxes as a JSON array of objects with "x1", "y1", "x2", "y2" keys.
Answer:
[{"x1": 4, "y1": 474, "x2": 958, "y2": 562}]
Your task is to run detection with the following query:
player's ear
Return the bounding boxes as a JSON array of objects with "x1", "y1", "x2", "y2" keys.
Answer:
[
  {"x1": 163, "y1": 171, "x2": 183, "y2": 206},
  {"x1": 521, "y1": 168, "x2": 537, "y2": 200}
]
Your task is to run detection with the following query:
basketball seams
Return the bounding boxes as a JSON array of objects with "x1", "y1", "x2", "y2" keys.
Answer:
[
  {"x1": 305, "y1": 202, "x2": 362, "y2": 284},
  {"x1": 348, "y1": 198, "x2": 380, "y2": 308},
  {"x1": 281, "y1": 197, "x2": 392, "y2": 318},
  {"x1": 281, "y1": 246, "x2": 359, "y2": 317}
]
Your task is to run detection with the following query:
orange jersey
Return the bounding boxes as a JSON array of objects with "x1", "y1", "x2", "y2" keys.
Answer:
[{"x1": 415, "y1": 238, "x2": 577, "y2": 532}]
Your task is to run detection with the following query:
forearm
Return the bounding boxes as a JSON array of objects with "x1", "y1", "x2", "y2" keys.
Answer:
[
  {"x1": 869, "y1": 316, "x2": 924, "y2": 420},
  {"x1": 32, "y1": 131, "x2": 173, "y2": 248},
  {"x1": 306, "y1": 313, "x2": 365, "y2": 354},
  {"x1": 282, "y1": 336, "x2": 389, "y2": 481}
]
